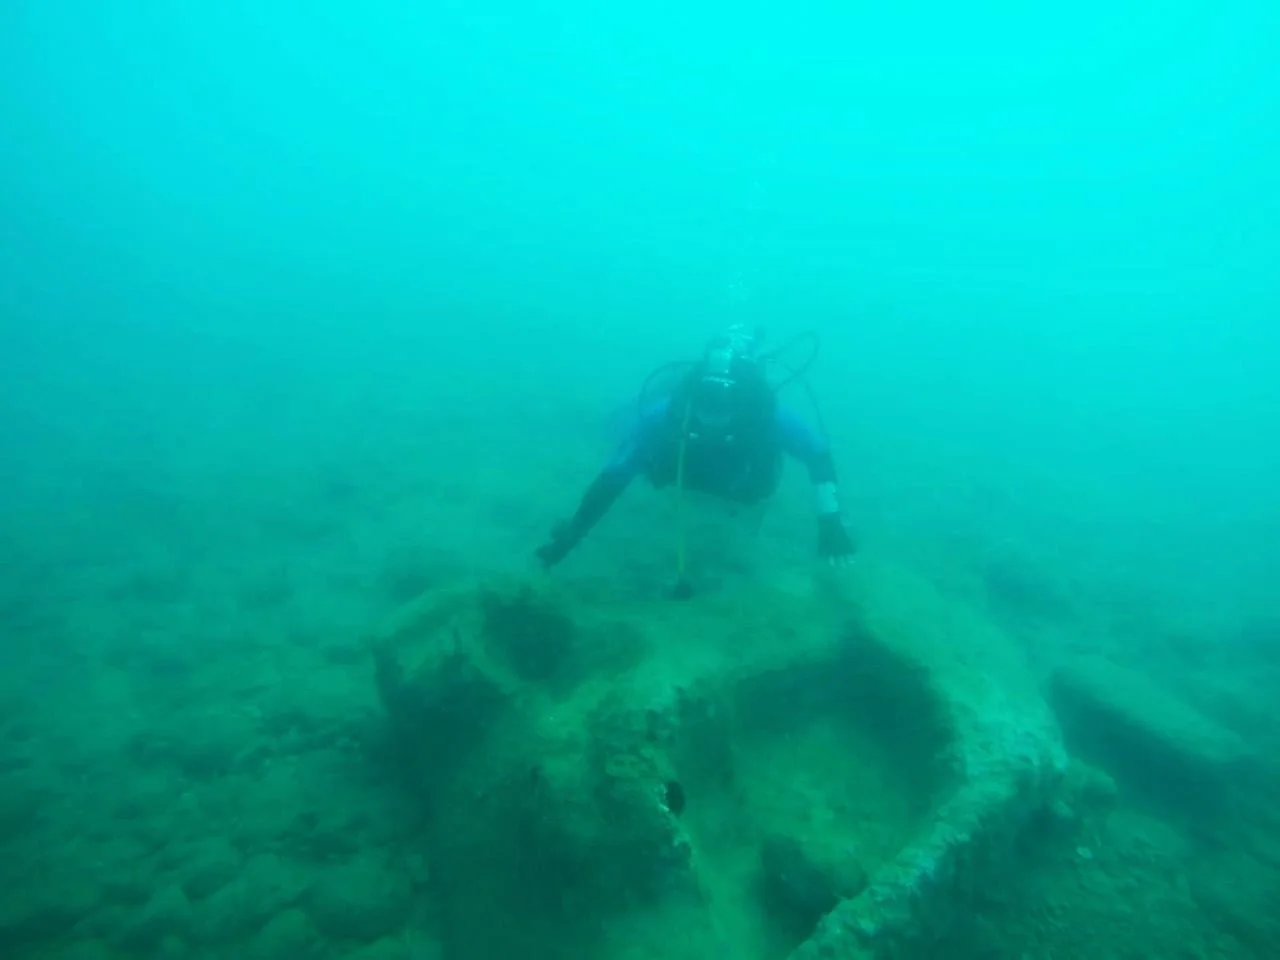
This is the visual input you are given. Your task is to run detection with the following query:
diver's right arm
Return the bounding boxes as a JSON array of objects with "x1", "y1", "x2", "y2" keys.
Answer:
[
  {"x1": 535, "y1": 465, "x2": 634, "y2": 567},
  {"x1": 535, "y1": 411, "x2": 659, "y2": 568}
]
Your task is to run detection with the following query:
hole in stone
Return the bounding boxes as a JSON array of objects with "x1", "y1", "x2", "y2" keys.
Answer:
[
  {"x1": 376, "y1": 585, "x2": 962, "y2": 960},
  {"x1": 480, "y1": 584, "x2": 578, "y2": 682},
  {"x1": 669, "y1": 635, "x2": 957, "y2": 957},
  {"x1": 663, "y1": 780, "x2": 686, "y2": 817}
]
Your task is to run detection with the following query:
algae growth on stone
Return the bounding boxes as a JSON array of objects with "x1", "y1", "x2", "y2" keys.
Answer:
[{"x1": 371, "y1": 559, "x2": 1066, "y2": 960}]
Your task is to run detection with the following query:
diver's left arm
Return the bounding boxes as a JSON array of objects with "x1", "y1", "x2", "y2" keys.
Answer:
[{"x1": 777, "y1": 409, "x2": 857, "y2": 565}]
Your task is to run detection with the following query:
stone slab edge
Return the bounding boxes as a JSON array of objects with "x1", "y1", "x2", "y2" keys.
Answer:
[{"x1": 789, "y1": 561, "x2": 1068, "y2": 960}]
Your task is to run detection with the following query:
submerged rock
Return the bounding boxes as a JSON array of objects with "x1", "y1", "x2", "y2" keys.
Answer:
[
  {"x1": 248, "y1": 908, "x2": 323, "y2": 960},
  {"x1": 1051, "y1": 654, "x2": 1252, "y2": 815},
  {"x1": 1189, "y1": 852, "x2": 1280, "y2": 954},
  {"x1": 760, "y1": 834, "x2": 868, "y2": 936},
  {"x1": 305, "y1": 858, "x2": 413, "y2": 942},
  {"x1": 116, "y1": 884, "x2": 192, "y2": 951},
  {"x1": 374, "y1": 564, "x2": 1067, "y2": 960}
]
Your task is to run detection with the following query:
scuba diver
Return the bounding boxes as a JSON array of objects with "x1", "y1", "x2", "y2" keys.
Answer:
[{"x1": 535, "y1": 326, "x2": 856, "y2": 585}]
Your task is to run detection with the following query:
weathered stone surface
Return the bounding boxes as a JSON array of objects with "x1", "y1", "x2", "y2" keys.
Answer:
[
  {"x1": 375, "y1": 565, "x2": 1066, "y2": 960},
  {"x1": 785, "y1": 559, "x2": 1068, "y2": 960},
  {"x1": 1189, "y1": 849, "x2": 1280, "y2": 954},
  {"x1": 187, "y1": 852, "x2": 313, "y2": 944},
  {"x1": 115, "y1": 884, "x2": 192, "y2": 951},
  {"x1": 1051, "y1": 654, "x2": 1252, "y2": 812},
  {"x1": 304, "y1": 858, "x2": 413, "y2": 941},
  {"x1": 174, "y1": 838, "x2": 241, "y2": 901},
  {"x1": 761, "y1": 833, "x2": 868, "y2": 936},
  {"x1": 248, "y1": 907, "x2": 324, "y2": 960},
  {"x1": 0, "y1": 873, "x2": 104, "y2": 954}
]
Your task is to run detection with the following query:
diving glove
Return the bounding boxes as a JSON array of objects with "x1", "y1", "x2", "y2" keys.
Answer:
[
  {"x1": 817, "y1": 513, "x2": 856, "y2": 566},
  {"x1": 535, "y1": 471, "x2": 627, "y2": 570},
  {"x1": 536, "y1": 520, "x2": 579, "y2": 569}
]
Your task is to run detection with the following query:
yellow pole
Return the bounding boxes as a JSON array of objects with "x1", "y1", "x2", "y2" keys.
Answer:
[{"x1": 674, "y1": 398, "x2": 693, "y2": 590}]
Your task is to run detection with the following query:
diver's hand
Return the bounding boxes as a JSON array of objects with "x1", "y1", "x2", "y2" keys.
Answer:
[
  {"x1": 817, "y1": 514, "x2": 856, "y2": 566},
  {"x1": 535, "y1": 521, "x2": 576, "y2": 569}
]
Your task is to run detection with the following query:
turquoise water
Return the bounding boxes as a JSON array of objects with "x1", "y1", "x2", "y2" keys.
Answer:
[{"x1": 2, "y1": 2, "x2": 1279, "y2": 958}]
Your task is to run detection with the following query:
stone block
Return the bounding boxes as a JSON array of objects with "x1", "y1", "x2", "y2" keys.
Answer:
[
  {"x1": 374, "y1": 562, "x2": 1066, "y2": 960},
  {"x1": 1051, "y1": 654, "x2": 1252, "y2": 813}
]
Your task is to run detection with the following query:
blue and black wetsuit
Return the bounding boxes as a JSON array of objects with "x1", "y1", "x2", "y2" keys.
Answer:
[
  {"x1": 608, "y1": 398, "x2": 837, "y2": 502},
  {"x1": 537, "y1": 396, "x2": 851, "y2": 567}
]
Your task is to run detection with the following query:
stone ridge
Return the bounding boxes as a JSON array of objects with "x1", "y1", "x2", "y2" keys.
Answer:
[{"x1": 789, "y1": 559, "x2": 1067, "y2": 960}]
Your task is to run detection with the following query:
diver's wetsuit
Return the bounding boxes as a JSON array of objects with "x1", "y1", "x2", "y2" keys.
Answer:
[
  {"x1": 537, "y1": 398, "x2": 846, "y2": 567},
  {"x1": 609, "y1": 398, "x2": 837, "y2": 501}
]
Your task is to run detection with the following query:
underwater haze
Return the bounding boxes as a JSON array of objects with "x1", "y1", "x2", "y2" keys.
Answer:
[
  {"x1": 5, "y1": 1, "x2": 1279, "y2": 615},
  {"x1": 2, "y1": 1, "x2": 1280, "y2": 958}
]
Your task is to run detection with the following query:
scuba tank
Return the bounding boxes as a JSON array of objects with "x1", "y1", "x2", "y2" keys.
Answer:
[{"x1": 641, "y1": 327, "x2": 825, "y2": 599}]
